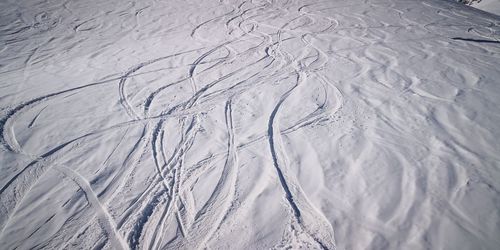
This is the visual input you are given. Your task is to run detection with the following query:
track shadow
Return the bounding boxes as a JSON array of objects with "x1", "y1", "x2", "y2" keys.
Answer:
[{"x1": 452, "y1": 37, "x2": 500, "y2": 44}]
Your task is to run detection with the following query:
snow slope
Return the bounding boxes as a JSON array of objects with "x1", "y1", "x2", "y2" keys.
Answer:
[
  {"x1": 0, "y1": 0, "x2": 499, "y2": 249},
  {"x1": 473, "y1": 0, "x2": 500, "y2": 16}
]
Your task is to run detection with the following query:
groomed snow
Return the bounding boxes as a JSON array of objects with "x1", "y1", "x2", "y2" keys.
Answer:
[{"x1": 1, "y1": 0, "x2": 499, "y2": 249}]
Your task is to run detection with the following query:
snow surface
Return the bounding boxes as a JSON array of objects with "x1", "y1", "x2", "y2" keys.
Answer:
[
  {"x1": 473, "y1": 0, "x2": 500, "y2": 16},
  {"x1": 0, "y1": 0, "x2": 499, "y2": 249}
]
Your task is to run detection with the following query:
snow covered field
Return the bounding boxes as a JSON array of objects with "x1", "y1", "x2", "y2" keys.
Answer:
[
  {"x1": 472, "y1": 0, "x2": 500, "y2": 16},
  {"x1": 1, "y1": 0, "x2": 499, "y2": 249}
]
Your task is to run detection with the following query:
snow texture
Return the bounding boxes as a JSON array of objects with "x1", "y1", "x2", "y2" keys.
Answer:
[
  {"x1": 0, "y1": 0, "x2": 499, "y2": 249},
  {"x1": 472, "y1": 0, "x2": 500, "y2": 16}
]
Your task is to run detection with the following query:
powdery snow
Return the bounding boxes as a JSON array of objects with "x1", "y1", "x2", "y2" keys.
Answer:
[{"x1": 0, "y1": 0, "x2": 499, "y2": 249}]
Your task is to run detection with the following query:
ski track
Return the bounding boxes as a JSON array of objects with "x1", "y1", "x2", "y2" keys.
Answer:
[
  {"x1": 1, "y1": 0, "x2": 500, "y2": 249},
  {"x1": 54, "y1": 165, "x2": 129, "y2": 250}
]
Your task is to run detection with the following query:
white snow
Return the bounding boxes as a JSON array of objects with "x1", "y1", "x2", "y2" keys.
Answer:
[
  {"x1": 0, "y1": 0, "x2": 499, "y2": 249},
  {"x1": 472, "y1": 0, "x2": 500, "y2": 16}
]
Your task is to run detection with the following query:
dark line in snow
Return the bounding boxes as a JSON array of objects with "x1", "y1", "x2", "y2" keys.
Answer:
[{"x1": 452, "y1": 37, "x2": 500, "y2": 44}]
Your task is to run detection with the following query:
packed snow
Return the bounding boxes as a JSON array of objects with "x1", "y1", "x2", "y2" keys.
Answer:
[
  {"x1": 471, "y1": 0, "x2": 500, "y2": 15},
  {"x1": 1, "y1": 0, "x2": 499, "y2": 249}
]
